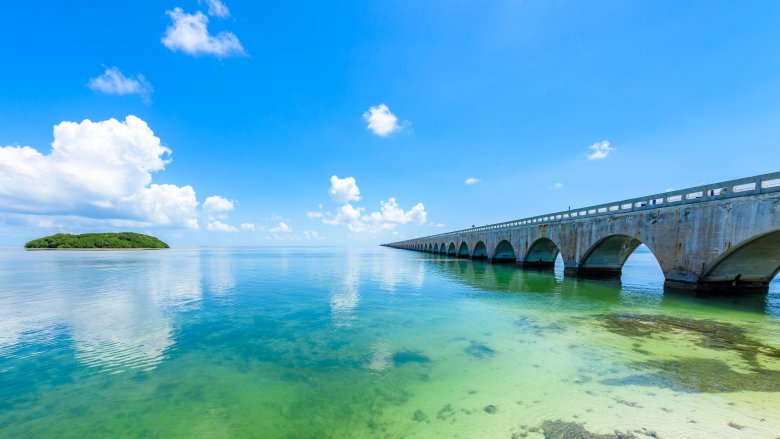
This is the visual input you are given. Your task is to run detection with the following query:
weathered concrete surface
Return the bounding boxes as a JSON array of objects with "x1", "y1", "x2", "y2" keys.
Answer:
[{"x1": 386, "y1": 174, "x2": 780, "y2": 294}]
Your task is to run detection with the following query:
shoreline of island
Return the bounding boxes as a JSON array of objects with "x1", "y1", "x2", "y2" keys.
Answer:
[{"x1": 25, "y1": 248, "x2": 169, "y2": 251}]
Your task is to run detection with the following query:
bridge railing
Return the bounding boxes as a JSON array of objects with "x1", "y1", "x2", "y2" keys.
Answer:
[{"x1": 389, "y1": 171, "x2": 780, "y2": 244}]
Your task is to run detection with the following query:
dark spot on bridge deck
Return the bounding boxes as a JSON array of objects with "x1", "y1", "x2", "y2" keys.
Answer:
[
  {"x1": 392, "y1": 351, "x2": 430, "y2": 366},
  {"x1": 465, "y1": 341, "x2": 496, "y2": 359},
  {"x1": 596, "y1": 313, "x2": 780, "y2": 368}
]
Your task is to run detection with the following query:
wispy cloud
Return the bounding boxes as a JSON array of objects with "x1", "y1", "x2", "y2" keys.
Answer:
[
  {"x1": 88, "y1": 67, "x2": 152, "y2": 103},
  {"x1": 203, "y1": 0, "x2": 230, "y2": 18},
  {"x1": 207, "y1": 220, "x2": 238, "y2": 232},
  {"x1": 162, "y1": 7, "x2": 245, "y2": 58},
  {"x1": 587, "y1": 140, "x2": 613, "y2": 160},
  {"x1": 464, "y1": 177, "x2": 480, "y2": 185},
  {"x1": 550, "y1": 182, "x2": 564, "y2": 189}
]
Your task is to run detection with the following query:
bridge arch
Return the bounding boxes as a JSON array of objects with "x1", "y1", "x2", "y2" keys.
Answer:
[
  {"x1": 524, "y1": 238, "x2": 560, "y2": 268},
  {"x1": 433, "y1": 243, "x2": 439, "y2": 253},
  {"x1": 700, "y1": 230, "x2": 780, "y2": 292},
  {"x1": 447, "y1": 242, "x2": 457, "y2": 255},
  {"x1": 578, "y1": 234, "x2": 644, "y2": 277},
  {"x1": 493, "y1": 240, "x2": 516, "y2": 262},
  {"x1": 457, "y1": 242, "x2": 470, "y2": 257},
  {"x1": 472, "y1": 241, "x2": 488, "y2": 259},
  {"x1": 441, "y1": 242, "x2": 448, "y2": 254}
]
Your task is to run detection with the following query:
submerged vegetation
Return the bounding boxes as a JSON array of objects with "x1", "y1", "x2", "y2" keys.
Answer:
[
  {"x1": 597, "y1": 313, "x2": 780, "y2": 393},
  {"x1": 24, "y1": 232, "x2": 169, "y2": 249}
]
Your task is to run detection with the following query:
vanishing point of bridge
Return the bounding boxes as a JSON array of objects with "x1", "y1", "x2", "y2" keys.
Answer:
[{"x1": 385, "y1": 172, "x2": 780, "y2": 294}]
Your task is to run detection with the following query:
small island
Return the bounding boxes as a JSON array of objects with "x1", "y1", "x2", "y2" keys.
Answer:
[{"x1": 24, "y1": 232, "x2": 169, "y2": 250}]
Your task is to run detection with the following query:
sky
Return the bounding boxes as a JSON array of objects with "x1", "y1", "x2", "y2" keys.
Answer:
[{"x1": 1, "y1": 0, "x2": 779, "y2": 246}]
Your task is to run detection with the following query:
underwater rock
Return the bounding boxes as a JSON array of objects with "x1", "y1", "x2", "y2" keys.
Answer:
[
  {"x1": 484, "y1": 404, "x2": 498, "y2": 414},
  {"x1": 392, "y1": 351, "x2": 430, "y2": 366},
  {"x1": 413, "y1": 409, "x2": 428, "y2": 422},
  {"x1": 539, "y1": 420, "x2": 638, "y2": 439},
  {"x1": 465, "y1": 341, "x2": 496, "y2": 359},
  {"x1": 437, "y1": 403, "x2": 455, "y2": 420}
]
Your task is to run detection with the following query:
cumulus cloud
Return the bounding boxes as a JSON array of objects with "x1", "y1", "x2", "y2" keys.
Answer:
[
  {"x1": 162, "y1": 7, "x2": 245, "y2": 58},
  {"x1": 240, "y1": 223, "x2": 256, "y2": 231},
  {"x1": 203, "y1": 195, "x2": 234, "y2": 213},
  {"x1": 207, "y1": 220, "x2": 238, "y2": 232},
  {"x1": 587, "y1": 140, "x2": 613, "y2": 160},
  {"x1": 464, "y1": 177, "x2": 480, "y2": 185},
  {"x1": 369, "y1": 198, "x2": 426, "y2": 225},
  {"x1": 88, "y1": 67, "x2": 153, "y2": 103},
  {"x1": 318, "y1": 176, "x2": 427, "y2": 233},
  {"x1": 363, "y1": 104, "x2": 401, "y2": 137},
  {"x1": 0, "y1": 116, "x2": 218, "y2": 229},
  {"x1": 203, "y1": 0, "x2": 230, "y2": 17},
  {"x1": 329, "y1": 175, "x2": 360, "y2": 202}
]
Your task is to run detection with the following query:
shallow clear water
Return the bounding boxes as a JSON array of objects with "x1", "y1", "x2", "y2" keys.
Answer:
[{"x1": 1, "y1": 247, "x2": 779, "y2": 438}]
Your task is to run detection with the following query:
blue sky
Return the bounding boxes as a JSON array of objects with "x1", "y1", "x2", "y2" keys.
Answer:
[{"x1": 1, "y1": 0, "x2": 779, "y2": 246}]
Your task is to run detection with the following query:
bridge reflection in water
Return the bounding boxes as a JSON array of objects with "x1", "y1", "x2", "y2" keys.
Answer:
[{"x1": 387, "y1": 172, "x2": 780, "y2": 295}]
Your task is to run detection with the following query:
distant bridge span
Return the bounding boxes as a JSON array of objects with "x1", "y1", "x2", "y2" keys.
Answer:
[{"x1": 384, "y1": 172, "x2": 780, "y2": 294}]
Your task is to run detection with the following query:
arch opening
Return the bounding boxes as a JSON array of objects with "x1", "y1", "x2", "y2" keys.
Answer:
[
  {"x1": 433, "y1": 243, "x2": 439, "y2": 253},
  {"x1": 472, "y1": 241, "x2": 488, "y2": 259},
  {"x1": 524, "y1": 238, "x2": 560, "y2": 269},
  {"x1": 440, "y1": 243, "x2": 448, "y2": 254},
  {"x1": 493, "y1": 240, "x2": 516, "y2": 263},
  {"x1": 457, "y1": 242, "x2": 470, "y2": 258},
  {"x1": 447, "y1": 242, "x2": 457, "y2": 256},
  {"x1": 700, "y1": 230, "x2": 780, "y2": 293},
  {"x1": 578, "y1": 234, "x2": 643, "y2": 278}
]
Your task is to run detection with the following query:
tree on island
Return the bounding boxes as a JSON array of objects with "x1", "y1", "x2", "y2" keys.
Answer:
[{"x1": 24, "y1": 232, "x2": 169, "y2": 249}]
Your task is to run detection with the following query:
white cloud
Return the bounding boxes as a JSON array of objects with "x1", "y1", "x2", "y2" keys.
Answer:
[
  {"x1": 323, "y1": 204, "x2": 366, "y2": 231},
  {"x1": 329, "y1": 175, "x2": 360, "y2": 202},
  {"x1": 207, "y1": 220, "x2": 238, "y2": 232},
  {"x1": 269, "y1": 222, "x2": 291, "y2": 233},
  {"x1": 162, "y1": 7, "x2": 245, "y2": 58},
  {"x1": 0, "y1": 115, "x2": 221, "y2": 229},
  {"x1": 369, "y1": 198, "x2": 426, "y2": 225},
  {"x1": 363, "y1": 104, "x2": 400, "y2": 137},
  {"x1": 306, "y1": 211, "x2": 323, "y2": 219},
  {"x1": 303, "y1": 231, "x2": 324, "y2": 240},
  {"x1": 464, "y1": 177, "x2": 480, "y2": 185},
  {"x1": 321, "y1": 199, "x2": 427, "y2": 233},
  {"x1": 587, "y1": 140, "x2": 613, "y2": 160},
  {"x1": 204, "y1": 0, "x2": 230, "y2": 17},
  {"x1": 88, "y1": 67, "x2": 153, "y2": 103},
  {"x1": 434, "y1": 223, "x2": 445, "y2": 228},
  {"x1": 240, "y1": 223, "x2": 256, "y2": 231},
  {"x1": 550, "y1": 182, "x2": 564, "y2": 189},
  {"x1": 203, "y1": 195, "x2": 234, "y2": 213}
]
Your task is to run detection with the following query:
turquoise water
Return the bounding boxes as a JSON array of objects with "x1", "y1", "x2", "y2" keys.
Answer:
[{"x1": 1, "y1": 247, "x2": 779, "y2": 438}]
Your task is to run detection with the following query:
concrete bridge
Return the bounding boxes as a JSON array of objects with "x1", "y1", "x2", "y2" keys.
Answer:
[{"x1": 384, "y1": 172, "x2": 780, "y2": 294}]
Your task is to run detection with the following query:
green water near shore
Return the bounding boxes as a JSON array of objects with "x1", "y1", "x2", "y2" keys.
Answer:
[{"x1": 1, "y1": 247, "x2": 778, "y2": 438}]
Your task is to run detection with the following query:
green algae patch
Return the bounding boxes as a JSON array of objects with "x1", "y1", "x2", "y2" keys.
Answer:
[
  {"x1": 596, "y1": 313, "x2": 780, "y2": 368},
  {"x1": 25, "y1": 232, "x2": 169, "y2": 249},
  {"x1": 602, "y1": 358, "x2": 780, "y2": 393}
]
